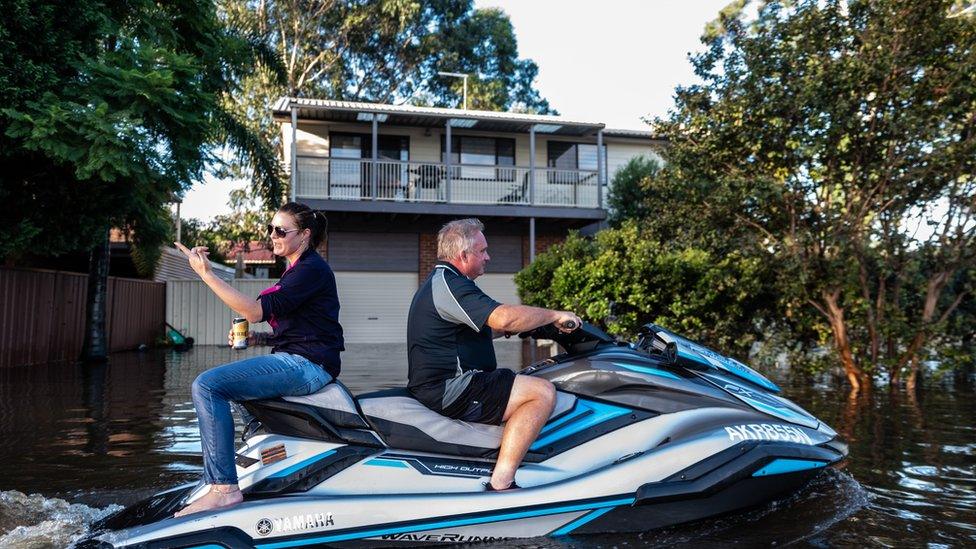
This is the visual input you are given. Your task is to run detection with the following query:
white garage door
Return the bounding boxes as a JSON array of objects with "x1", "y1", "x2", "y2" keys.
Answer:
[
  {"x1": 335, "y1": 272, "x2": 418, "y2": 343},
  {"x1": 475, "y1": 273, "x2": 520, "y2": 306}
]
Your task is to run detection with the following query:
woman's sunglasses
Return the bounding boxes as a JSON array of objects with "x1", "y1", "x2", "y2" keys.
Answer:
[{"x1": 267, "y1": 224, "x2": 300, "y2": 238}]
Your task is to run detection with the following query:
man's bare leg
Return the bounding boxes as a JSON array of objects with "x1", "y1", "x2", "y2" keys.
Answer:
[
  {"x1": 174, "y1": 484, "x2": 243, "y2": 517},
  {"x1": 489, "y1": 376, "x2": 556, "y2": 489}
]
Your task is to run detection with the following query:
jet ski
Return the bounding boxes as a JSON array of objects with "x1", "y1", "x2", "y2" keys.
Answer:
[{"x1": 81, "y1": 321, "x2": 847, "y2": 548}]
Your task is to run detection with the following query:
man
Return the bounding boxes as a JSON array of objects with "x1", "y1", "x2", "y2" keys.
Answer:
[{"x1": 407, "y1": 218, "x2": 580, "y2": 491}]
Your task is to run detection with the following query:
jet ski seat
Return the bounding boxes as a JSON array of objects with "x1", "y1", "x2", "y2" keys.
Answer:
[
  {"x1": 356, "y1": 388, "x2": 577, "y2": 459},
  {"x1": 282, "y1": 380, "x2": 369, "y2": 430}
]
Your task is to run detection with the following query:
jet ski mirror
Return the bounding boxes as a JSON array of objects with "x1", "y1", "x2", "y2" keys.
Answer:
[{"x1": 637, "y1": 323, "x2": 678, "y2": 365}]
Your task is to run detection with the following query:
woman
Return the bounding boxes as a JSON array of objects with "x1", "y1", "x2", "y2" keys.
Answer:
[{"x1": 172, "y1": 202, "x2": 343, "y2": 516}]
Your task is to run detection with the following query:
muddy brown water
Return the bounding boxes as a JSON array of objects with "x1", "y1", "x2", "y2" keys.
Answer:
[{"x1": 0, "y1": 344, "x2": 972, "y2": 547}]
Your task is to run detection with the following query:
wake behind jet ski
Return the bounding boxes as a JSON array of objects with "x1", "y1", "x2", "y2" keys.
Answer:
[{"x1": 81, "y1": 322, "x2": 847, "y2": 548}]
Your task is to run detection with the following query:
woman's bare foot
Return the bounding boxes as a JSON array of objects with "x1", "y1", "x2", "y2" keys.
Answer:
[{"x1": 174, "y1": 484, "x2": 243, "y2": 517}]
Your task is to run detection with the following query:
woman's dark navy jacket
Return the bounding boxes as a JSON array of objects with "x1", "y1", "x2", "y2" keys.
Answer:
[{"x1": 258, "y1": 247, "x2": 344, "y2": 377}]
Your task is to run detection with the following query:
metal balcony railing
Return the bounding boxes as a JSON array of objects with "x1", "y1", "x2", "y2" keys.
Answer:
[{"x1": 295, "y1": 156, "x2": 601, "y2": 208}]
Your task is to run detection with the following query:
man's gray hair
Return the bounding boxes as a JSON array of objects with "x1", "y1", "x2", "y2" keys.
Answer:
[{"x1": 437, "y1": 218, "x2": 484, "y2": 261}]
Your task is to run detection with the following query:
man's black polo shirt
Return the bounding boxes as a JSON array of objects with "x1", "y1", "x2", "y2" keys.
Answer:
[{"x1": 407, "y1": 261, "x2": 501, "y2": 412}]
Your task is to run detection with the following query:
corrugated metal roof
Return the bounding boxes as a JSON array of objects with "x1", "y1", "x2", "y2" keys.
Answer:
[
  {"x1": 603, "y1": 128, "x2": 666, "y2": 140},
  {"x1": 273, "y1": 97, "x2": 605, "y2": 135}
]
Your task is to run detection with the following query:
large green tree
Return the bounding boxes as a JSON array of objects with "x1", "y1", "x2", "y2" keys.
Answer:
[
  {"x1": 650, "y1": 0, "x2": 976, "y2": 391},
  {"x1": 0, "y1": 0, "x2": 280, "y2": 360}
]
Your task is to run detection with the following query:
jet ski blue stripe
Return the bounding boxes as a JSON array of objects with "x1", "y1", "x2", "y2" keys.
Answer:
[
  {"x1": 550, "y1": 506, "x2": 615, "y2": 536},
  {"x1": 613, "y1": 362, "x2": 681, "y2": 380},
  {"x1": 538, "y1": 407, "x2": 590, "y2": 436},
  {"x1": 752, "y1": 459, "x2": 827, "y2": 477},
  {"x1": 364, "y1": 458, "x2": 409, "y2": 468},
  {"x1": 268, "y1": 449, "x2": 337, "y2": 478},
  {"x1": 530, "y1": 400, "x2": 631, "y2": 451},
  {"x1": 254, "y1": 497, "x2": 635, "y2": 548}
]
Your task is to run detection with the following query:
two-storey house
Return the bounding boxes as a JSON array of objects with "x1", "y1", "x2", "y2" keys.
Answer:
[{"x1": 274, "y1": 98, "x2": 662, "y2": 343}]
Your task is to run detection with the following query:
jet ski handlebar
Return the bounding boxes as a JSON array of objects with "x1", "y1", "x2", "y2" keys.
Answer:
[{"x1": 518, "y1": 320, "x2": 615, "y2": 353}]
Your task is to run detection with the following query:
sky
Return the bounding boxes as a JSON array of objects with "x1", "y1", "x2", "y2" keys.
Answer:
[{"x1": 179, "y1": 0, "x2": 732, "y2": 222}]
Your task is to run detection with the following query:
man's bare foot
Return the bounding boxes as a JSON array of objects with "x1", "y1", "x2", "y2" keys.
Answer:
[{"x1": 174, "y1": 484, "x2": 243, "y2": 517}]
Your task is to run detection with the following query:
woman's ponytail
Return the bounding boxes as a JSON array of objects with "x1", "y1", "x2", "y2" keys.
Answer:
[{"x1": 310, "y1": 211, "x2": 328, "y2": 249}]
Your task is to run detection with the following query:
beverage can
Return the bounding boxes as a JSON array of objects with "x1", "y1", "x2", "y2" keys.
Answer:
[{"x1": 232, "y1": 317, "x2": 249, "y2": 349}]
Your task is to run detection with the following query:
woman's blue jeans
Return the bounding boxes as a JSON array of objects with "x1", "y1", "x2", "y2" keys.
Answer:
[{"x1": 190, "y1": 352, "x2": 333, "y2": 485}]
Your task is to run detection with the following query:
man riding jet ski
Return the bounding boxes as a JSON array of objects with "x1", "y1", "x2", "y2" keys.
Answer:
[{"x1": 81, "y1": 322, "x2": 847, "y2": 548}]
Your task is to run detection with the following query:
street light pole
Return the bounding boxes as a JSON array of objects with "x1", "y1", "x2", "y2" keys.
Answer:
[{"x1": 437, "y1": 71, "x2": 469, "y2": 110}]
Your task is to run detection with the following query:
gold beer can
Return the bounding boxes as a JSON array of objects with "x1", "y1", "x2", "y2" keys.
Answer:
[{"x1": 232, "y1": 317, "x2": 249, "y2": 349}]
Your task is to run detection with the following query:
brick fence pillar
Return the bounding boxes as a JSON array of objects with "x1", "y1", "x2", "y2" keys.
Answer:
[
  {"x1": 419, "y1": 233, "x2": 438, "y2": 283},
  {"x1": 315, "y1": 235, "x2": 328, "y2": 260},
  {"x1": 522, "y1": 234, "x2": 564, "y2": 267}
]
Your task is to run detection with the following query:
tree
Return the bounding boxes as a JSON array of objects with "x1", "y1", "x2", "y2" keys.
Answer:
[
  {"x1": 650, "y1": 0, "x2": 976, "y2": 391},
  {"x1": 1, "y1": 0, "x2": 280, "y2": 360},
  {"x1": 216, "y1": 0, "x2": 553, "y2": 213},
  {"x1": 515, "y1": 224, "x2": 773, "y2": 359},
  {"x1": 606, "y1": 155, "x2": 661, "y2": 226}
]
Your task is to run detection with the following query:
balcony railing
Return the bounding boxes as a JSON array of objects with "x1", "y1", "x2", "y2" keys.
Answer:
[{"x1": 295, "y1": 156, "x2": 601, "y2": 209}]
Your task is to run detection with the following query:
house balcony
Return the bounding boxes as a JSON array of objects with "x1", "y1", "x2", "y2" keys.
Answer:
[
  {"x1": 295, "y1": 156, "x2": 601, "y2": 211},
  {"x1": 276, "y1": 98, "x2": 631, "y2": 222}
]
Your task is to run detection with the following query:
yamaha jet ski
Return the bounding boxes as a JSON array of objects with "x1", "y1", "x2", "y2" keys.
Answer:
[{"x1": 82, "y1": 322, "x2": 847, "y2": 548}]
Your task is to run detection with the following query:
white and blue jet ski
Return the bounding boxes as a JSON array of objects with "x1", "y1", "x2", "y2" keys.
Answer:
[{"x1": 81, "y1": 322, "x2": 847, "y2": 548}]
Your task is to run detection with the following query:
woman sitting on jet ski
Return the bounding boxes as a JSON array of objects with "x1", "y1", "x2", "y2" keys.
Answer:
[{"x1": 173, "y1": 202, "x2": 343, "y2": 516}]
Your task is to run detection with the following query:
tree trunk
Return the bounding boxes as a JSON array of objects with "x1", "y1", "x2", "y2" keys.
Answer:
[
  {"x1": 80, "y1": 229, "x2": 110, "y2": 363},
  {"x1": 906, "y1": 355, "x2": 922, "y2": 392},
  {"x1": 823, "y1": 289, "x2": 869, "y2": 393},
  {"x1": 898, "y1": 271, "x2": 953, "y2": 392}
]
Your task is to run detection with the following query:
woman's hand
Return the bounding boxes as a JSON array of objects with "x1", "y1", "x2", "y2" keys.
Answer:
[
  {"x1": 174, "y1": 242, "x2": 213, "y2": 277},
  {"x1": 227, "y1": 329, "x2": 265, "y2": 346}
]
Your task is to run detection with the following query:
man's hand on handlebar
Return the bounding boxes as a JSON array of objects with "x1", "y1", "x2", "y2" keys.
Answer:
[{"x1": 553, "y1": 311, "x2": 582, "y2": 333}]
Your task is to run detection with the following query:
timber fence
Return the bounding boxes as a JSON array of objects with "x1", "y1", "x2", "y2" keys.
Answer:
[{"x1": 0, "y1": 267, "x2": 165, "y2": 368}]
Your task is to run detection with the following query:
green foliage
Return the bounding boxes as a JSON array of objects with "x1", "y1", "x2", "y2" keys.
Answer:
[
  {"x1": 519, "y1": 1, "x2": 976, "y2": 385},
  {"x1": 0, "y1": 0, "x2": 276, "y2": 274},
  {"x1": 606, "y1": 156, "x2": 661, "y2": 227},
  {"x1": 516, "y1": 224, "x2": 772, "y2": 358},
  {"x1": 644, "y1": 0, "x2": 976, "y2": 383}
]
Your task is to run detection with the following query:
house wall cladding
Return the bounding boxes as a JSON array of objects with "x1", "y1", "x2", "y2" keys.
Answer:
[{"x1": 0, "y1": 267, "x2": 165, "y2": 368}]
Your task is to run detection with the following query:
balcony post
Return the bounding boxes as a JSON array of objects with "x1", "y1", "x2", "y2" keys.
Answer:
[
  {"x1": 290, "y1": 105, "x2": 297, "y2": 202},
  {"x1": 529, "y1": 125, "x2": 536, "y2": 205},
  {"x1": 445, "y1": 120, "x2": 452, "y2": 202},
  {"x1": 597, "y1": 128, "x2": 604, "y2": 209},
  {"x1": 529, "y1": 216, "x2": 536, "y2": 262},
  {"x1": 371, "y1": 115, "x2": 378, "y2": 200}
]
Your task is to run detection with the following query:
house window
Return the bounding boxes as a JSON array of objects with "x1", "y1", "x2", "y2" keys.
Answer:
[
  {"x1": 441, "y1": 136, "x2": 516, "y2": 180},
  {"x1": 328, "y1": 133, "x2": 410, "y2": 198},
  {"x1": 546, "y1": 142, "x2": 606, "y2": 184}
]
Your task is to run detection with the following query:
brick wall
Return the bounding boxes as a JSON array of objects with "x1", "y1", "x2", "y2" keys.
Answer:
[
  {"x1": 419, "y1": 233, "x2": 438, "y2": 282},
  {"x1": 521, "y1": 235, "x2": 565, "y2": 267}
]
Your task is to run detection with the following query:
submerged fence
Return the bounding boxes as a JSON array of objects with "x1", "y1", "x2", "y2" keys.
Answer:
[{"x1": 0, "y1": 267, "x2": 165, "y2": 368}]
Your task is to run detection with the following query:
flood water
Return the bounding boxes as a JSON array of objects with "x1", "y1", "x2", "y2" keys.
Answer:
[{"x1": 0, "y1": 344, "x2": 973, "y2": 547}]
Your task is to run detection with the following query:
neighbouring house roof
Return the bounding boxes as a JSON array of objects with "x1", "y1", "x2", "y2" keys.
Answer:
[
  {"x1": 603, "y1": 127, "x2": 667, "y2": 141},
  {"x1": 273, "y1": 97, "x2": 607, "y2": 137},
  {"x1": 224, "y1": 241, "x2": 276, "y2": 265},
  {"x1": 155, "y1": 246, "x2": 235, "y2": 282}
]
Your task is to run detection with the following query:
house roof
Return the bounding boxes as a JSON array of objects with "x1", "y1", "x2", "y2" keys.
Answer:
[
  {"x1": 603, "y1": 127, "x2": 666, "y2": 141},
  {"x1": 224, "y1": 241, "x2": 276, "y2": 265},
  {"x1": 273, "y1": 97, "x2": 607, "y2": 137}
]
